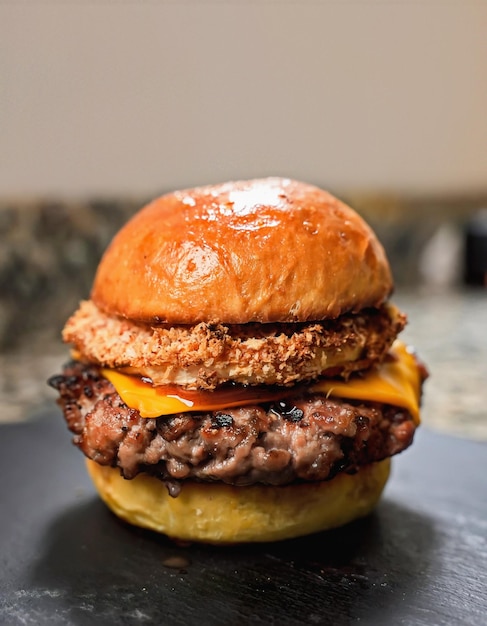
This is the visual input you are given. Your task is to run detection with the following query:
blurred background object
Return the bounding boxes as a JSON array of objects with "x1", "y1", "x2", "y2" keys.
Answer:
[
  {"x1": 0, "y1": 3, "x2": 486, "y2": 436},
  {"x1": 464, "y1": 209, "x2": 487, "y2": 286}
]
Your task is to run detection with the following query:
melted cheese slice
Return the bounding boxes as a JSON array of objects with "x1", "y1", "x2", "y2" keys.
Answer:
[
  {"x1": 102, "y1": 340, "x2": 422, "y2": 424},
  {"x1": 310, "y1": 341, "x2": 421, "y2": 424}
]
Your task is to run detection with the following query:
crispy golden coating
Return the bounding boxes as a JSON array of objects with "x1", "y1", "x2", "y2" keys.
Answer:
[{"x1": 63, "y1": 300, "x2": 406, "y2": 389}]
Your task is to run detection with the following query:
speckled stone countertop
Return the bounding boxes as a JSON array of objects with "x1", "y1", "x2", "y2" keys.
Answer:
[
  {"x1": 1, "y1": 288, "x2": 486, "y2": 442},
  {"x1": 395, "y1": 289, "x2": 487, "y2": 441}
]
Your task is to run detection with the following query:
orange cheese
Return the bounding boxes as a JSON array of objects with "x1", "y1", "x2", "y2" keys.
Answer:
[
  {"x1": 310, "y1": 341, "x2": 421, "y2": 424},
  {"x1": 101, "y1": 340, "x2": 421, "y2": 423},
  {"x1": 100, "y1": 370, "x2": 301, "y2": 418}
]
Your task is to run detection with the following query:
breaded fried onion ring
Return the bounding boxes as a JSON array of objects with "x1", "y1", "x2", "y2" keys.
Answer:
[{"x1": 63, "y1": 300, "x2": 406, "y2": 390}]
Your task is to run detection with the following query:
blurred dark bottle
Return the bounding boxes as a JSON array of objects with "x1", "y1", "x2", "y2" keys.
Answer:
[{"x1": 465, "y1": 209, "x2": 487, "y2": 287}]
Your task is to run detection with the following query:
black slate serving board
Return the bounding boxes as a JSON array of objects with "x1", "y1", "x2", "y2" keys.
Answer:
[{"x1": 1, "y1": 409, "x2": 486, "y2": 626}]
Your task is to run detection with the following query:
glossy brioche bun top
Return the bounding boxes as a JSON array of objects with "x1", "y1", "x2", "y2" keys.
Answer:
[{"x1": 91, "y1": 178, "x2": 393, "y2": 325}]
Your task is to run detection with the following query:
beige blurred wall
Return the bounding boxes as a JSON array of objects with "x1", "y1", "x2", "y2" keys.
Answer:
[{"x1": 0, "y1": 3, "x2": 486, "y2": 197}]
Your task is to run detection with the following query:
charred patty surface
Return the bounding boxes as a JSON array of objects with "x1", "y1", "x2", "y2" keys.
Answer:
[{"x1": 49, "y1": 361, "x2": 416, "y2": 487}]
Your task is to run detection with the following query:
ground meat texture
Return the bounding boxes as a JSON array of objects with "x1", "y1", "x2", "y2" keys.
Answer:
[{"x1": 49, "y1": 361, "x2": 416, "y2": 487}]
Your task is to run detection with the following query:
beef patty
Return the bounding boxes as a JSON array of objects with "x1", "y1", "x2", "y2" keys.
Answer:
[{"x1": 49, "y1": 361, "x2": 416, "y2": 490}]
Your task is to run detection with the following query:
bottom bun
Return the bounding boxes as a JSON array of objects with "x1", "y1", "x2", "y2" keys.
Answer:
[{"x1": 86, "y1": 458, "x2": 391, "y2": 544}]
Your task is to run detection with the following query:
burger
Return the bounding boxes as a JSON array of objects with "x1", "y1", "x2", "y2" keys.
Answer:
[{"x1": 48, "y1": 177, "x2": 427, "y2": 543}]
